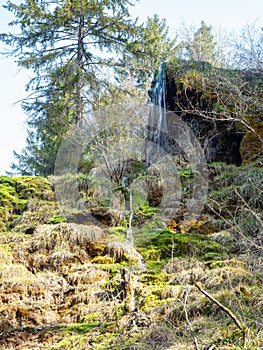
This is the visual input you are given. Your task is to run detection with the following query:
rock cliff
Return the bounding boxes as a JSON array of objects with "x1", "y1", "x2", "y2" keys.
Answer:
[{"x1": 150, "y1": 59, "x2": 263, "y2": 165}]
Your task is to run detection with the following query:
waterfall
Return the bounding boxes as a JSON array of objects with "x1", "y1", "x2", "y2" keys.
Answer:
[
  {"x1": 121, "y1": 177, "x2": 145, "y2": 269},
  {"x1": 150, "y1": 62, "x2": 168, "y2": 149},
  {"x1": 146, "y1": 62, "x2": 168, "y2": 164},
  {"x1": 121, "y1": 176, "x2": 134, "y2": 245}
]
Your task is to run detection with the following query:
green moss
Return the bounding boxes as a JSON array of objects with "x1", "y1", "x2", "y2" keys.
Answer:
[
  {"x1": 0, "y1": 161, "x2": 262, "y2": 350},
  {"x1": 14, "y1": 176, "x2": 51, "y2": 199},
  {"x1": 0, "y1": 183, "x2": 20, "y2": 231},
  {"x1": 136, "y1": 225, "x2": 224, "y2": 260},
  {"x1": 62, "y1": 322, "x2": 98, "y2": 334},
  {"x1": 135, "y1": 204, "x2": 158, "y2": 220},
  {"x1": 0, "y1": 176, "x2": 54, "y2": 231},
  {"x1": 173, "y1": 233, "x2": 224, "y2": 257},
  {"x1": 136, "y1": 228, "x2": 173, "y2": 260},
  {"x1": 140, "y1": 273, "x2": 164, "y2": 285},
  {"x1": 147, "y1": 260, "x2": 164, "y2": 272},
  {"x1": 98, "y1": 197, "x2": 111, "y2": 207},
  {"x1": 49, "y1": 334, "x2": 90, "y2": 349},
  {"x1": 108, "y1": 226, "x2": 127, "y2": 242},
  {"x1": 91, "y1": 256, "x2": 114, "y2": 264},
  {"x1": 204, "y1": 251, "x2": 223, "y2": 260},
  {"x1": 82, "y1": 312, "x2": 102, "y2": 323},
  {"x1": 47, "y1": 215, "x2": 67, "y2": 224}
]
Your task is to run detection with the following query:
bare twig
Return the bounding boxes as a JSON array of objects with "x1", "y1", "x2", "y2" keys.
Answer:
[
  {"x1": 234, "y1": 189, "x2": 263, "y2": 234},
  {"x1": 207, "y1": 200, "x2": 263, "y2": 251},
  {"x1": 179, "y1": 288, "x2": 200, "y2": 350}
]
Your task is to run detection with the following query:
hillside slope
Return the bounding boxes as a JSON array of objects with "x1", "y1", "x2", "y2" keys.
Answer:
[{"x1": 0, "y1": 166, "x2": 262, "y2": 350}]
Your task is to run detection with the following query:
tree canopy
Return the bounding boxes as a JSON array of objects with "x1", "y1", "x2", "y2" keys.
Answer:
[
  {"x1": 1, "y1": 0, "x2": 138, "y2": 174},
  {"x1": 1, "y1": 3, "x2": 263, "y2": 176},
  {"x1": 1, "y1": 1, "x2": 178, "y2": 175},
  {"x1": 120, "y1": 14, "x2": 178, "y2": 90},
  {"x1": 1, "y1": 0, "x2": 138, "y2": 124}
]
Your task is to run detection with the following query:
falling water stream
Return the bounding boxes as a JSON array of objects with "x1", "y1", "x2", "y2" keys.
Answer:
[
  {"x1": 121, "y1": 176, "x2": 145, "y2": 271},
  {"x1": 150, "y1": 61, "x2": 168, "y2": 148},
  {"x1": 119, "y1": 63, "x2": 168, "y2": 309},
  {"x1": 121, "y1": 176, "x2": 134, "y2": 245}
]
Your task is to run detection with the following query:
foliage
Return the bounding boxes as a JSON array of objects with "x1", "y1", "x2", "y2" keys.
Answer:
[
  {"x1": 119, "y1": 14, "x2": 178, "y2": 90},
  {"x1": 231, "y1": 21, "x2": 263, "y2": 70},
  {"x1": 47, "y1": 215, "x2": 67, "y2": 224},
  {"x1": 0, "y1": 11, "x2": 263, "y2": 348},
  {"x1": 0, "y1": 170, "x2": 262, "y2": 349},
  {"x1": 1, "y1": 0, "x2": 138, "y2": 175},
  {"x1": 92, "y1": 14, "x2": 179, "y2": 111},
  {"x1": 177, "y1": 21, "x2": 219, "y2": 66},
  {"x1": 135, "y1": 226, "x2": 225, "y2": 261},
  {"x1": 11, "y1": 69, "x2": 76, "y2": 175},
  {"x1": 207, "y1": 162, "x2": 263, "y2": 253}
]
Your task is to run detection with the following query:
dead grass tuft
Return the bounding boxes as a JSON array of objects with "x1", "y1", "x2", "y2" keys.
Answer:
[
  {"x1": 66, "y1": 265, "x2": 108, "y2": 286},
  {"x1": 30, "y1": 223, "x2": 106, "y2": 253},
  {"x1": 106, "y1": 241, "x2": 144, "y2": 263}
]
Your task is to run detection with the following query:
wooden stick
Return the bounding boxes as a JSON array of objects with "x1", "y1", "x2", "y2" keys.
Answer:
[{"x1": 194, "y1": 283, "x2": 246, "y2": 331}]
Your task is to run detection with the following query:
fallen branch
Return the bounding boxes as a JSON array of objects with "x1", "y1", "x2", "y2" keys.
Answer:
[{"x1": 194, "y1": 282, "x2": 246, "y2": 331}]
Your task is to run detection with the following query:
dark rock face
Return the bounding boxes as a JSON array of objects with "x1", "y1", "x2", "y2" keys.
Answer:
[
  {"x1": 165, "y1": 69, "x2": 244, "y2": 165},
  {"x1": 149, "y1": 59, "x2": 263, "y2": 166}
]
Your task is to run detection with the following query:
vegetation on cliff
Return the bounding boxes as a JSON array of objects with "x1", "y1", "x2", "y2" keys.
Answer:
[
  {"x1": 0, "y1": 4, "x2": 262, "y2": 349},
  {"x1": 0, "y1": 161, "x2": 262, "y2": 349}
]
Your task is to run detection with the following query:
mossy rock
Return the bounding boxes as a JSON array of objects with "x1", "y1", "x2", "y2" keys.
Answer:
[
  {"x1": 239, "y1": 114, "x2": 263, "y2": 162},
  {"x1": 172, "y1": 233, "x2": 224, "y2": 258},
  {"x1": 0, "y1": 176, "x2": 54, "y2": 231},
  {"x1": 134, "y1": 204, "x2": 158, "y2": 225},
  {"x1": 0, "y1": 176, "x2": 51, "y2": 199},
  {"x1": 108, "y1": 226, "x2": 127, "y2": 242},
  {"x1": 137, "y1": 227, "x2": 224, "y2": 260},
  {"x1": 14, "y1": 176, "x2": 51, "y2": 199},
  {"x1": 240, "y1": 130, "x2": 263, "y2": 163},
  {"x1": 91, "y1": 256, "x2": 114, "y2": 264},
  {"x1": 86, "y1": 241, "x2": 105, "y2": 258},
  {"x1": 0, "y1": 184, "x2": 22, "y2": 231}
]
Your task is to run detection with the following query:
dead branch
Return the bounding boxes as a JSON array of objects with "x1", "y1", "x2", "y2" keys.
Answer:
[{"x1": 194, "y1": 282, "x2": 246, "y2": 331}]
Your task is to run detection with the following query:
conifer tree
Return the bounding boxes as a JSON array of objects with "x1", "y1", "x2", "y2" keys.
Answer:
[
  {"x1": 1, "y1": 0, "x2": 138, "y2": 175},
  {"x1": 185, "y1": 21, "x2": 217, "y2": 65},
  {"x1": 118, "y1": 14, "x2": 178, "y2": 91}
]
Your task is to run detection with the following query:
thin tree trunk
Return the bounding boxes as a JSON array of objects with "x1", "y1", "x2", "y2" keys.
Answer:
[{"x1": 76, "y1": 13, "x2": 85, "y2": 125}]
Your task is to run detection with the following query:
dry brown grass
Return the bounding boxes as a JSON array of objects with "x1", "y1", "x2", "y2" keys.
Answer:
[
  {"x1": 19, "y1": 223, "x2": 108, "y2": 271},
  {"x1": 106, "y1": 241, "x2": 144, "y2": 263},
  {"x1": 66, "y1": 264, "x2": 108, "y2": 286},
  {"x1": 30, "y1": 223, "x2": 106, "y2": 252}
]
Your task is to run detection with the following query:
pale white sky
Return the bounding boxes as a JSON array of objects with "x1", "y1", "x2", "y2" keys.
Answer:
[{"x1": 0, "y1": 0, "x2": 262, "y2": 174}]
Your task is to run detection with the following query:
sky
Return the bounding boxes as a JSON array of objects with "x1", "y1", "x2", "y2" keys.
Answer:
[{"x1": 0, "y1": 0, "x2": 262, "y2": 175}]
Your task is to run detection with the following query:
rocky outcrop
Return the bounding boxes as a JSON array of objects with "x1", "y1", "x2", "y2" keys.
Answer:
[
  {"x1": 166, "y1": 75, "x2": 243, "y2": 165},
  {"x1": 150, "y1": 59, "x2": 263, "y2": 165},
  {"x1": 240, "y1": 115, "x2": 263, "y2": 162}
]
